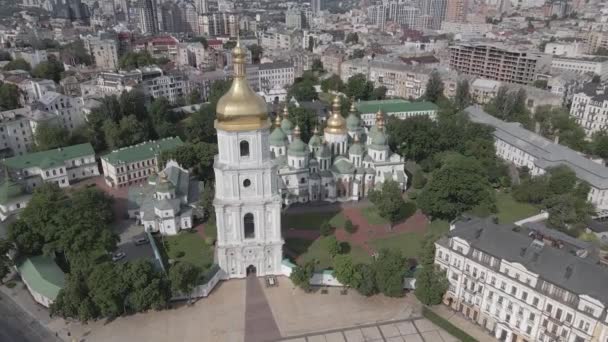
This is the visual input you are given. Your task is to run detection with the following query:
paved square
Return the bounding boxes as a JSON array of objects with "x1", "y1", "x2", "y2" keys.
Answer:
[
  {"x1": 361, "y1": 326, "x2": 382, "y2": 340},
  {"x1": 379, "y1": 324, "x2": 400, "y2": 338},
  {"x1": 343, "y1": 329, "x2": 365, "y2": 342},
  {"x1": 395, "y1": 321, "x2": 417, "y2": 335},
  {"x1": 325, "y1": 332, "x2": 346, "y2": 342}
]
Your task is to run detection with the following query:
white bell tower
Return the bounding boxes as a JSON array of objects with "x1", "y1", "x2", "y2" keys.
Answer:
[{"x1": 213, "y1": 40, "x2": 283, "y2": 278}]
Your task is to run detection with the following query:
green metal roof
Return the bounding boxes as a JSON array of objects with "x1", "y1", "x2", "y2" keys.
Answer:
[
  {"x1": 349, "y1": 142, "x2": 364, "y2": 155},
  {"x1": 270, "y1": 127, "x2": 288, "y2": 146},
  {"x1": 0, "y1": 178, "x2": 26, "y2": 204},
  {"x1": 355, "y1": 100, "x2": 438, "y2": 114},
  {"x1": 17, "y1": 255, "x2": 65, "y2": 301},
  {"x1": 3, "y1": 143, "x2": 95, "y2": 170},
  {"x1": 102, "y1": 137, "x2": 183, "y2": 165},
  {"x1": 288, "y1": 138, "x2": 308, "y2": 156}
]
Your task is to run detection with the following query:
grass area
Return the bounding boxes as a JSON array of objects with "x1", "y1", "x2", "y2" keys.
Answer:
[
  {"x1": 282, "y1": 210, "x2": 346, "y2": 231},
  {"x1": 428, "y1": 220, "x2": 450, "y2": 236},
  {"x1": 204, "y1": 220, "x2": 217, "y2": 240},
  {"x1": 370, "y1": 232, "x2": 424, "y2": 259},
  {"x1": 361, "y1": 207, "x2": 390, "y2": 225},
  {"x1": 494, "y1": 191, "x2": 539, "y2": 224},
  {"x1": 422, "y1": 307, "x2": 478, "y2": 342},
  {"x1": 287, "y1": 236, "x2": 371, "y2": 270},
  {"x1": 159, "y1": 232, "x2": 214, "y2": 271}
]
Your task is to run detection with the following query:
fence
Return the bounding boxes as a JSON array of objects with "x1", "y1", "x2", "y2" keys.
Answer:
[{"x1": 171, "y1": 265, "x2": 225, "y2": 301}]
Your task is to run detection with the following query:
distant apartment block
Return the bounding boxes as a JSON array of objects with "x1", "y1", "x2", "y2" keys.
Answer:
[
  {"x1": 551, "y1": 56, "x2": 608, "y2": 80},
  {"x1": 258, "y1": 62, "x2": 295, "y2": 91},
  {"x1": 0, "y1": 107, "x2": 57, "y2": 157},
  {"x1": 449, "y1": 43, "x2": 548, "y2": 85},
  {"x1": 9, "y1": 49, "x2": 48, "y2": 68},
  {"x1": 34, "y1": 92, "x2": 85, "y2": 131},
  {"x1": 570, "y1": 84, "x2": 608, "y2": 137},
  {"x1": 2, "y1": 143, "x2": 98, "y2": 190},
  {"x1": 101, "y1": 137, "x2": 184, "y2": 188}
]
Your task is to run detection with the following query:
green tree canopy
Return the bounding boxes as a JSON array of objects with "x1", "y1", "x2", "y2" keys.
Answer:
[
  {"x1": 424, "y1": 71, "x2": 444, "y2": 103},
  {"x1": 352, "y1": 263, "x2": 377, "y2": 296},
  {"x1": 160, "y1": 142, "x2": 218, "y2": 181},
  {"x1": 288, "y1": 78, "x2": 318, "y2": 102},
  {"x1": 119, "y1": 51, "x2": 156, "y2": 70},
  {"x1": 333, "y1": 254, "x2": 355, "y2": 285},
  {"x1": 320, "y1": 74, "x2": 344, "y2": 93},
  {"x1": 184, "y1": 104, "x2": 217, "y2": 144},
  {"x1": 208, "y1": 79, "x2": 232, "y2": 107},
  {"x1": 454, "y1": 79, "x2": 471, "y2": 111},
  {"x1": 369, "y1": 180, "x2": 408, "y2": 224},
  {"x1": 414, "y1": 235, "x2": 448, "y2": 305},
  {"x1": 0, "y1": 239, "x2": 13, "y2": 283},
  {"x1": 373, "y1": 249, "x2": 405, "y2": 297},
  {"x1": 3, "y1": 58, "x2": 31, "y2": 71},
  {"x1": 32, "y1": 58, "x2": 65, "y2": 83},
  {"x1": 345, "y1": 32, "x2": 359, "y2": 44},
  {"x1": 0, "y1": 83, "x2": 21, "y2": 110},
  {"x1": 33, "y1": 122, "x2": 71, "y2": 151},
  {"x1": 169, "y1": 261, "x2": 202, "y2": 300},
  {"x1": 345, "y1": 73, "x2": 374, "y2": 100},
  {"x1": 290, "y1": 260, "x2": 315, "y2": 291}
]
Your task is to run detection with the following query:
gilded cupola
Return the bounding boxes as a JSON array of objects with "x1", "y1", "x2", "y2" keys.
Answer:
[
  {"x1": 324, "y1": 96, "x2": 347, "y2": 135},
  {"x1": 215, "y1": 40, "x2": 270, "y2": 132}
]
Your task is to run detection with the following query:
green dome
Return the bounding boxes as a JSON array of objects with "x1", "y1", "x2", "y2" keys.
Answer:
[
  {"x1": 370, "y1": 129, "x2": 387, "y2": 146},
  {"x1": 308, "y1": 134, "x2": 322, "y2": 147},
  {"x1": 270, "y1": 127, "x2": 288, "y2": 146},
  {"x1": 281, "y1": 117, "x2": 294, "y2": 134},
  {"x1": 156, "y1": 172, "x2": 175, "y2": 192},
  {"x1": 315, "y1": 143, "x2": 331, "y2": 158},
  {"x1": 349, "y1": 142, "x2": 364, "y2": 155},
  {"x1": 346, "y1": 113, "x2": 361, "y2": 131},
  {"x1": 0, "y1": 178, "x2": 25, "y2": 204},
  {"x1": 288, "y1": 138, "x2": 308, "y2": 156}
]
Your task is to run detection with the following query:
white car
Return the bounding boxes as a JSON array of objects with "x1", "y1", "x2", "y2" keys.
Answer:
[{"x1": 112, "y1": 252, "x2": 126, "y2": 262}]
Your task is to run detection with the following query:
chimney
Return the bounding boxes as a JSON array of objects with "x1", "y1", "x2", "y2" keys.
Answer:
[
  {"x1": 534, "y1": 122, "x2": 541, "y2": 134},
  {"x1": 554, "y1": 134, "x2": 560, "y2": 145}
]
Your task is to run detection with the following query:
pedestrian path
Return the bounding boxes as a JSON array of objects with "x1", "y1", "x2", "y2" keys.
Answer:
[{"x1": 245, "y1": 275, "x2": 282, "y2": 342}]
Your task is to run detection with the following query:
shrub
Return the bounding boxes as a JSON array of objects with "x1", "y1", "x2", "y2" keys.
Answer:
[
  {"x1": 176, "y1": 251, "x2": 185, "y2": 258},
  {"x1": 204, "y1": 236, "x2": 215, "y2": 245},
  {"x1": 5, "y1": 281, "x2": 16, "y2": 288},
  {"x1": 344, "y1": 219, "x2": 356, "y2": 234},
  {"x1": 320, "y1": 221, "x2": 332, "y2": 236}
]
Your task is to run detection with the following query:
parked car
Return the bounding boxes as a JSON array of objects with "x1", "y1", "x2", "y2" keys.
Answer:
[
  {"x1": 112, "y1": 252, "x2": 126, "y2": 262},
  {"x1": 134, "y1": 237, "x2": 149, "y2": 246}
]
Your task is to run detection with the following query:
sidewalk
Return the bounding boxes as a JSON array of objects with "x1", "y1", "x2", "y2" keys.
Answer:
[{"x1": 429, "y1": 304, "x2": 498, "y2": 342}]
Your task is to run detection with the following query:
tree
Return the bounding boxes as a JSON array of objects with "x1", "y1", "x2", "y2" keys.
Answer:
[
  {"x1": 33, "y1": 122, "x2": 71, "y2": 151},
  {"x1": 345, "y1": 74, "x2": 374, "y2": 100},
  {"x1": 150, "y1": 97, "x2": 182, "y2": 138},
  {"x1": 3, "y1": 58, "x2": 31, "y2": 71},
  {"x1": 248, "y1": 44, "x2": 263, "y2": 64},
  {"x1": 320, "y1": 221, "x2": 332, "y2": 236},
  {"x1": 344, "y1": 219, "x2": 356, "y2": 234},
  {"x1": 51, "y1": 270, "x2": 97, "y2": 322},
  {"x1": 223, "y1": 41, "x2": 236, "y2": 50},
  {"x1": 311, "y1": 59, "x2": 324, "y2": 73},
  {"x1": 188, "y1": 89, "x2": 202, "y2": 104},
  {"x1": 414, "y1": 235, "x2": 448, "y2": 305},
  {"x1": 320, "y1": 74, "x2": 344, "y2": 93},
  {"x1": 160, "y1": 142, "x2": 218, "y2": 181},
  {"x1": 0, "y1": 50, "x2": 11, "y2": 61},
  {"x1": 333, "y1": 254, "x2": 355, "y2": 285},
  {"x1": 351, "y1": 49, "x2": 365, "y2": 59},
  {"x1": 418, "y1": 154, "x2": 496, "y2": 220},
  {"x1": 60, "y1": 40, "x2": 92, "y2": 66},
  {"x1": 373, "y1": 249, "x2": 405, "y2": 297},
  {"x1": 169, "y1": 261, "x2": 202, "y2": 302},
  {"x1": 591, "y1": 131, "x2": 608, "y2": 159},
  {"x1": 352, "y1": 263, "x2": 377, "y2": 296},
  {"x1": 533, "y1": 79, "x2": 548, "y2": 89},
  {"x1": 0, "y1": 239, "x2": 12, "y2": 283},
  {"x1": 0, "y1": 83, "x2": 21, "y2": 110},
  {"x1": 290, "y1": 260, "x2": 315, "y2": 291},
  {"x1": 345, "y1": 32, "x2": 359, "y2": 44},
  {"x1": 32, "y1": 58, "x2": 65, "y2": 83},
  {"x1": 184, "y1": 105, "x2": 217, "y2": 143},
  {"x1": 424, "y1": 71, "x2": 444, "y2": 103},
  {"x1": 103, "y1": 115, "x2": 149, "y2": 150},
  {"x1": 544, "y1": 194, "x2": 591, "y2": 235},
  {"x1": 122, "y1": 260, "x2": 170, "y2": 312},
  {"x1": 454, "y1": 79, "x2": 471, "y2": 111},
  {"x1": 368, "y1": 180, "x2": 407, "y2": 224},
  {"x1": 289, "y1": 107, "x2": 318, "y2": 142},
  {"x1": 288, "y1": 79, "x2": 318, "y2": 102},
  {"x1": 412, "y1": 169, "x2": 427, "y2": 189},
  {"x1": 87, "y1": 262, "x2": 127, "y2": 317},
  {"x1": 371, "y1": 86, "x2": 387, "y2": 100},
  {"x1": 323, "y1": 236, "x2": 341, "y2": 257},
  {"x1": 386, "y1": 116, "x2": 440, "y2": 162},
  {"x1": 119, "y1": 51, "x2": 155, "y2": 70}
]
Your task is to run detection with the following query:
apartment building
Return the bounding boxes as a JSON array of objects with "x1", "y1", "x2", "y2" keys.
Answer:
[
  {"x1": 141, "y1": 72, "x2": 188, "y2": 105},
  {"x1": 260, "y1": 30, "x2": 299, "y2": 51},
  {"x1": 449, "y1": 43, "x2": 549, "y2": 85},
  {"x1": 436, "y1": 216, "x2": 608, "y2": 342},
  {"x1": 34, "y1": 92, "x2": 85, "y2": 131},
  {"x1": 551, "y1": 56, "x2": 608, "y2": 80},
  {"x1": 570, "y1": 84, "x2": 608, "y2": 137},
  {"x1": 198, "y1": 12, "x2": 238, "y2": 37},
  {"x1": 320, "y1": 46, "x2": 345, "y2": 76},
  {"x1": 101, "y1": 137, "x2": 183, "y2": 188},
  {"x1": 2, "y1": 143, "x2": 98, "y2": 190},
  {"x1": 583, "y1": 31, "x2": 608, "y2": 54},
  {"x1": 355, "y1": 100, "x2": 438, "y2": 125},
  {"x1": 85, "y1": 37, "x2": 119, "y2": 71},
  {"x1": 0, "y1": 107, "x2": 57, "y2": 157},
  {"x1": 445, "y1": 0, "x2": 468, "y2": 23},
  {"x1": 9, "y1": 49, "x2": 47, "y2": 68},
  {"x1": 467, "y1": 105, "x2": 608, "y2": 211},
  {"x1": 258, "y1": 62, "x2": 295, "y2": 91}
]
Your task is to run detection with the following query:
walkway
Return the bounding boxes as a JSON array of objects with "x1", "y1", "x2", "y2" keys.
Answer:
[
  {"x1": 429, "y1": 305, "x2": 498, "y2": 342},
  {"x1": 245, "y1": 275, "x2": 281, "y2": 342}
]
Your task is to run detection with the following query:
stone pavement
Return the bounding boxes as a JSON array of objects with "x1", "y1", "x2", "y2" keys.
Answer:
[
  {"x1": 245, "y1": 275, "x2": 281, "y2": 342},
  {"x1": 429, "y1": 305, "x2": 498, "y2": 342},
  {"x1": 277, "y1": 318, "x2": 458, "y2": 342}
]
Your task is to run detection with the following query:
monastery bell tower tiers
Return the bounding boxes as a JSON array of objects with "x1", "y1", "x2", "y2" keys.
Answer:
[{"x1": 213, "y1": 40, "x2": 284, "y2": 279}]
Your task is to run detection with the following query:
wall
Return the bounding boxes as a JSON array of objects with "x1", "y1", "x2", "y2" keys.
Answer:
[{"x1": 172, "y1": 266, "x2": 225, "y2": 301}]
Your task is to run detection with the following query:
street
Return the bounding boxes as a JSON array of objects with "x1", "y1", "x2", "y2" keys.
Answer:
[{"x1": 0, "y1": 291, "x2": 61, "y2": 342}]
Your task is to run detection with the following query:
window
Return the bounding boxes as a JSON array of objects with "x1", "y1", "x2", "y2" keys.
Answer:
[
  {"x1": 240, "y1": 140, "x2": 250, "y2": 157},
  {"x1": 244, "y1": 213, "x2": 255, "y2": 239},
  {"x1": 522, "y1": 291, "x2": 528, "y2": 301},
  {"x1": 565, "y1": 313, "x2": 572, "y2": 323},
  {"x1": 533, "y1": 297, "x2": 539, "y2": 307},
  {"x1": 546, "y1": 303, "x2": 553, "y2": 313},
  {"x1": 529, "y1": 313, "x2": 535, "y2": 322},
  {"x1": 243, "y1": 179, "x2": 251, "y2": 188}
]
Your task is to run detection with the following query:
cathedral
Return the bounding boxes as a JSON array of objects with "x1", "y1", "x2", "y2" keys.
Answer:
[{"x1": 271, "y1": 97, "x2": 408, "y2": 205}]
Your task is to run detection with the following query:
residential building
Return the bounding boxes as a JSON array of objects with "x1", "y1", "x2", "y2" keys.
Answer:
[
  {"x1": 466, "y1": 105, "x2": 608, "y2": 211},
  {"x1": 128, "y1": 160, "x2": 202, "y2": 236},
  {"x1": 321, "y1": 46, "x2": 345, "y2": 76},
  {"x1": 137, "y1": 0, "x2": 160, "y2": 34},
  {"x1": 546, "y1": 72, "x2": 591, "y2": 106},
  {"x1": 0, "y1": 107, "x2": 57, "y2": 157},
  {"x1": 544, "y1": 41, "x2": 587, "y2": 57},
  {"x1": 419, "y1": 0, "x2": 448, "y2": 29},
  {"x1": 445, "y1": 0, "x2": 468, "y2": 23},
  {"x1": 570, "y1": 84, "x2": 608, "y2": 137},
  {"x1": 141, "y1": 71, "x2": 188, "y2": 105},
  {"x1": 9, "y1": 49, "x2": 47, "y2": 68},
  {"x1": 583, "y1": 31, "x2": 608, "y2": 54},
  {"x1": 2, "y1": 143, "x2": 99, "y2": 190},
  {"x1": 311, "y1": 0, "x2": 321, "y2": 14},
  {"x1": 449, "y1": 43, "x2": 549, "y2": 85},
  {"x1": 355, "y1": 100, "x2": 438, "y2": 125},
  {"x1": 286, "y1": 8, "x2": 304, "y2": 29},
  {"x1": 260, "y1": 30, "x2": 299, "y2": 51},
  {"x1": 85, "y1": 37, "x2": 119, "y2": 71},
  {"x1": 16, "y1": 256, "x2": 65, "y2": 308},
  {"x1": 177, "y1": 42, "x2": 208, "y2": 69},
  {"x1": 198, "y1": 12, "x2": 238, "y2": 37},
  {"x1": 34, "y1": 92, "x2": 85, "y2": 131},
  {"x1": 0, "y1": 176, "x2": 30, "y2": 221},
  {"x1": 436, "y1": 216, "x2": 608, "y2": 342},
  {"x1": 101, "y1": 137, "x2": 184, "y2": 188},
  {"x1": 551, "y1": 56, "x2": 608, "y2": 80},
  {"x1": 471, "y1": 79, "x2": 501, "y2": 104},
  {"x1": 258, "y1": 62, "x2": 295, "y2": 91},
  {"x1": 195, "y1": 0, "x2": 208, "y2": 13},
  {"x1": 134, "y1": 36, "x2": 179, "y2": 61}
]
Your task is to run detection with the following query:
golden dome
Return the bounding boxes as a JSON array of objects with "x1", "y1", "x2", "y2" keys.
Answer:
[
  {"x1": 215, "y1": 40, "x2": 270, "y2": 132},
  {"x1": 324, "y1": 96, "x2": 347, "y2": 135},
  {"x1": 274, "y1": 114, "x2": 282, "y2": 127}
]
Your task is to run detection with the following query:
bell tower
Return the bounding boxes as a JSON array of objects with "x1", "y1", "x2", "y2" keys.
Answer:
[{"x1": 213, "y1": 40, "x2": 284, "y2": 278}]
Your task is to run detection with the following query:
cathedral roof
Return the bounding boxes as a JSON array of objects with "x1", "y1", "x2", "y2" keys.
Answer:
[
  {"x1": 348, "y1": 134, "x2": 364, "y2": 155},
  {"x1": 346, "y1": 102, "x2": 361, "y2": 131},
  {"x1": 280, "y1": 106, "x2": 294, "y2": 134},
  {"x1": 269, "y1": 127, "x2": 288, "y2": 146},
  {"x1": 315, "y1": 143, "x2": 331, "y2": 158},
  {"x1": 324, "y1": 97, "x2": 347, "y2": 135},
  {"x1": 308, "y1": 127, "x2": 322, "y2": 146},
  {"x1": 288, "y1": 126, "x2": 308, "y2": 156},
  {"x1": 331, "y1": 156, "x2": 355, "y2": 174}
]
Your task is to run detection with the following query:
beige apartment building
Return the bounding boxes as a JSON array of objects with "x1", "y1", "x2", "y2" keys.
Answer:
[
  {"x1": 449, "y1": 43, "x2": 549, "y2": 85},
  {"x1": 445, "y1": 0, "x2": 468, "y2": 23}
]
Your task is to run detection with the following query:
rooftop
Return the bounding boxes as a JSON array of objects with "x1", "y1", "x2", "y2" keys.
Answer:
[
  {"x1": 356, "y1": 100, "x2": 438, "y2": 114},
  {"x1": 17, "y1": 255, "x2": 65, "y2": 301},
  {"x1": 102, "y1": 137, "x2": 183, "y2": 165},
  {"x1": 466, "y1": 106, "x2": 608, "y2": 189},
  {"x1": 3, "y1": 143, "x2": 95, "y2": 170}
]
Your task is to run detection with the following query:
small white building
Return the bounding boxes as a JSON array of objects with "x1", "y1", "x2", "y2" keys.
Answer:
[
  {"x1": 128, "y1": 160, "x2": 202, "y2": 236},
  {"x1": 17, "y1": 255, "x2": 65, "y2": 308},
  {"x1": 0, "y1": 177, "x2": 30, "y2": 221}
]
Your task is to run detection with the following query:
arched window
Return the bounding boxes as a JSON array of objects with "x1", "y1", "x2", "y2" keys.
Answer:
[
  {"x1": 240, "y1": 140, "x2": 250, "y2": 157},
  {"x1": 244, "y1": 213, "x2": 255, "y2": 239}
]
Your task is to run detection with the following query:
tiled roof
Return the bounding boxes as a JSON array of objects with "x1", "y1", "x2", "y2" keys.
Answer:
[{"x1": 3, "y1": 143, "x2": 95, "y2": 170}]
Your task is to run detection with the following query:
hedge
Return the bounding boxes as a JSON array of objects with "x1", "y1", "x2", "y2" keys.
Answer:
[{"x1": 422, "y1": 306, "x2": 478, "y2": 342}]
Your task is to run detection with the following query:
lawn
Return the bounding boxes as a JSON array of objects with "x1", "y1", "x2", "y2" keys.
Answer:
[
  {"x1": 361, "y1": 207, "x2": 390, "y2": 226},
  {"x1": 282, "y1": 210, "x2": 346, "y2": 231},
  {"x1": 494, "y1": 191, "x2": 539, "y2": 224},
  {"x1": 287, "y1": 236, "x2": 371, "y2": 270},
  {"x1": 158, "y1": 232, "x2": 214, "y2": 271},
  {"x1": 370, "y1": 219, "x2": 449, "y2": 260}
]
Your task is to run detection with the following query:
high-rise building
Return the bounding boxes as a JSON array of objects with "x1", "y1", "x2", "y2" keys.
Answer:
[
  {"x1": 419, "y1": 0, "x2": 447, "y2": 29},
  {"x1": 311, "y1": 0, "x2": 321, "y2": 14},
  {"x1": 445, "y1": 0, "x2": 468, "y2": 23},
  {"x1": 195, "y1": 0, "x2": 208, "y2": 14},
  {"x1": 138, "y1": 0, "x2": 159, "y2": 34},
  {"x1": 368, "y1": 2, "x2": 421, "y2": 29},
  {"x1": 286, "y1": 8, "x2": 304, "y2": 29},
  {"x1": 213, "y1": 42, "x2": 284, "y2": 279}
]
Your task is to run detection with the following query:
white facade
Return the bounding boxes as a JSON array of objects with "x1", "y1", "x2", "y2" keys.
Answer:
[
  {"x1": 551, "y1": 57, "x2": 608, "y2": 80},
  {"x1": 570, "y1": 85, "x2": 608, "y2": 137},
  {"x1": 258, "y1": 62, "x2": 295, "y2": 91},
  {"x1": 544, "y1": 41, "x2": 587, "y2": 57},
  {"x1": 35, "y1": 92, "x2": 85, "y2": 131},
  {"x1": 88, "y1": 38, "x2": 119, "y2": 71},
  {"x1": 0, "y1": 107, "x2": 57, "y2": 157},
  {"x1": 10, "y1": 49, "x2": 47, "y2": 68},
  {"x1": 436, "y1": 217, "x2": 608, "y2": 342},
  {"x1": 213, "y1": 121, "x2": 284, "y2": 279},
  {"x1": 142, "y1": 73, "x2": 188, "y2": 105}
]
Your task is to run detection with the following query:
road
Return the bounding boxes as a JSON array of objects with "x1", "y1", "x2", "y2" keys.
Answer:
[{"x1": 0, "y1": 291, "x2": 61, "y2": 342}]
